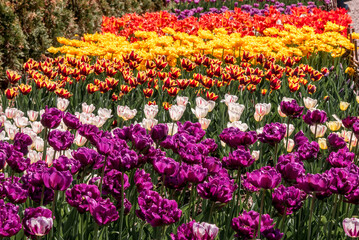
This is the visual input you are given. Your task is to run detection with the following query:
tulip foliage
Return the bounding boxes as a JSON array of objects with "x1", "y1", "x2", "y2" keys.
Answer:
[{"x1": 0, "y1": 1, "x2": 359, "y2": 240}]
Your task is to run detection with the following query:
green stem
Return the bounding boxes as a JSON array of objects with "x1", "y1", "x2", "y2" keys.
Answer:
[
  {"x1": 307, "y1": 195, "x2": 316, "y2": 240},
  {"x1": 94, "y1": 223, "x2": 99, "y2": 240},
  {"x1": 119, "y1": 171, "x2": 125, "y2": 240},
  {"x1": 42, "y1": 128, "x2": 48, "y2": 162},
  {"x1": 98, "y1": 156, "x2": 108, "y2": 195},
  {"x1": 236, "y1": 167, "x2": 242, "y2": 214},
  {"x1": 40, "y1": 185, "x2": 45, "y2": 206},
  {"x1": 274, "y1": 143, "x2": 278, "y2": 165},
  {"x1": 328, "y1": 195, "x2": 339, "y2": 240},
  {"x1": 256, "y1": 189, "x2": 266, "y2": 239},
  {"x1": 50, "y1": 190, "x2": 58, "y2": 239}
]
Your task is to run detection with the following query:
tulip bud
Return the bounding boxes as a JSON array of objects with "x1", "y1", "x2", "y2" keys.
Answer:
[
  {"x1": 199, "y1": 118, "x2": 211, "y2": 130},
  {"x1": 310, "y1": 124, "x2": 327, "y2": 138},
  {"x1": 326, "y1": 121, "x2": 342, "y2": 131},
  {"x1": 343, "y1": 218, "x2": 359, "y2": 238},
  {"x1": 340, "y1": 101, "x2": 350, "y2": 111},
  {"x1": 318, "y1": 138, "x2": 327, "y2": 149},
  {"x1": 57, "y1": 98, "x2": 70, "y2": 111},
  {"x1": 283, "y1": 139, "x2": 295, "y2": 152},
  {"x1": 303, "y1": 97, "x2": 317, "y2": 109}
]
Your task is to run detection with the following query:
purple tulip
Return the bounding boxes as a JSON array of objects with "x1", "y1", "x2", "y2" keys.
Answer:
[
  {"x1": 197, "y1": 175, "x2": 237, "y2": 203},
  {"x1": 262, "y1": 228, "x2": 284, "y2": 240},
  {"x1": 6, "y1": 150, "x2": 30, "y2": 173},
  {"x1": 203, "y1": 156, "x2": 222, "y2": 175},
  {"x1": 297, "y1": 141, "x2": 319, "y2": 161},
  {"x1": 153, "y1": 156, "x2": 179, "y2": 176},
  {"x1": 353, "y1": 121, "x2": 359, "y2": 136},
  {"x1": 293, "y1": 131, "x2": 309, "y2": 148},
  {"x1": 328, "y1": 168, "x2": 357, "y2": 195},
  {"x1": 40, "y1": 107, "x2": 63, "y2": 129},
  {"x1": 327, "y1": 148, "x2": 355, "y2": 167},
  {"x1": 179, "y1": 143, "x2": 203, "y2": 164},
  {"x1": 63, "y1": 112, "x2": 81, "y2": 129},
  {"x1": 72, "y1": 147, "x2": 104, "y2": 170},
  {"x1": 22, "y1": 207, "x2": 53, "y2": 237},
  {"x1": 0, "y1": 200, "x2": 21, "y2": 237},
  {"x1": 327, "y1": 133, "x2": 347, "y2": 150},
  {"x1": 115, "y1": 197, "x2": 132, "y2": 215},
  {"x1": 53, "y1": 156, "x2": 81, "y2": 174},
  {"x1": 183, "y1": 163, "x2": 208, "y2": 183},
  {"x1": 136, "y1": 190, "x2": 182, "y2": 227},
  {"x1": 223, "y1": 146, "x2": 255, "y2": 170},
  {"x1": 4, "y1": 182, "x2": 28, "y2": 204},
  {"x1": 177, "y1": 121, "x2": 206, "y2": 142},
  {"x1": 161, "y1": 133, "x2": 196, "y2": 153},
  {"x1": 231, "y1": 210, "x2": 274, "y2": 239},
  {"x1": 201, "y1": 138, "x2": 218, "y2": 153},
  {"x1": 102, "y1": 169, "x2": 130, "y2": 200},
  {"x1": 280, "y1": 100, "x2": 304, "y2": 118},
  {"x1": 132, "y1": 134, "x2": 153, "y2": 153},
  {"x1": 276, "y1": 153, "x2": 305, "y2": 183},
  {"x1": 247, "y1": 166, "x2": 281, "y2": 189},
  {"x1": 342, "y1": 116, "x2": 359, "y2": 129},
  {"x1": 13, "y1": 132, "x2": 32, "y2": 155},
  {"x1": 258, "y1": 123, "x2": 286, "y2": 145},
  {"x1": 272, "y1": 185, "x2": 305, "y2": 215},
  {"x1": 42, "y1": 167, "x2": 73, "y2": 191},
  {"x1": 28, "y1": 185, "x2": 54, "y2": 205},
  {"x1": 66, "y1": 184, "x2": 101, "y2": 213},
  {"x1": 345, "y1": 187, "x2": 359, "y2": 204},
  {"x1": 171, "y1": 221, "x2": 196, "y2": 240},
  {"x1": 302, "y1": 109, "x2": 327, "y2": 125},
  {"x1": 164, "y1": 165, "x2": 187, "y2": 189},
  {"x1": 219, "y1": 128, "x2": 257, "y2": 148},
  {"x1": 95, "y1": 137, "x2": 114, "y2": 156},
  {"x1": 134, "y1": 169, "x2": 153, "y2": 192},
  {"x1": 89, "y1": 198, "x2": 119, "y2": 226},
  {"x1": 108, "y1": 148, "x2": 138, "y2": 171},
  {"x1": 48, "y1": 130, "x2": 74, "y2": 151},
  {"x1": 242, "y1": 174, "x2": 260, "y2": 192},
  {"x1": 150, "y1": 124, "x2": 168, "y2": 142},
  {"x1": 297, "y1": 173, "x2": 330, "y2": 193}
]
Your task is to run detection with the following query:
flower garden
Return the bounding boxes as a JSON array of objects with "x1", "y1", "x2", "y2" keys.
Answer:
[{"x1": 1, "y1": 0, "x2": 359, "y2": 239}]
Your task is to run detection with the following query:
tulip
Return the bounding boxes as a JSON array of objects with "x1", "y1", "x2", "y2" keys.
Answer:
[
  {"x1": 255, "y1": 103, "x2": 271, "y2": 116},
  {"x1": 247, "y1": 166, "x2": 281, "y2": 189},
  {"x1": 5, "y1": 108, "x2": 19, "y2": 119},
  {"x1": 63, "y1": 112, "x2": 81, "y2": 130},
  {"x1": 196, "y1": 97, "x2": 215, "y2": 111},
  {"x1": 141, "y1": 118, "x2": 158, "y2": 130},
  {"x1": 82, "y1": 103, "x2": 96, "y2": 113},
  {"x1": 0, "y1": 200, "x2": 22, "y2": 237},
  {"x1": 254, "y1": 112, "x2": 264, "y2": 122},
  {"x1": 27, "y1": 110, "x2": 39, "y2": 121},
  {"x1": 42, "y1": 167, "x2": 73, "y2": 191},
  {"x1": 89, "y1": 198, "x2": 119, "y2": 226},
  {"x1": 280, "y1": 99, "x2": 304, "y2": 118},
  {"x1": 310, "y1": 124, "x2": 327, "y2": 138},
  {"x1": 303, "y1": 109, "x2": 327, "y2": 125},
  {"x1": 221, "y1": 94, "x2": 238, "y2": 106},
  {"x1": 4, "y1": 123, "x2": 19, "y2": 140},
  {"x1": 252, "y1": 150, "x2": 260, "y2": 161},
  {"x1": 303, "y1": 97, "x2": 317, "y2": 109},
  {"x1": 199, "y1": 118, "x2": 211, "y2": 130},
  {"x1": 357, "y1": 96, "x2": 359, "y2": 104},
  {"x1": 41, "y1": 107, "x2": 63, "y2": 129},
  {"x1": 66, "y1": 184, "x2": 101, "y2": 214},
  {"x1": 144, "y1": 104, "x2": 159, "y2": 119},
  {"x1": 343, "y1": 218, "x2": 359, "y2": 238},
  {"x1": 176, "y1": 96, "x2": 189, "y2": 106},
  {"x1": 318, "y1": 138, "x2": 328, "y2": 149},
  {"x1": 150, "y1": 124, "x2": 168, "y2": 142},
  {"x1": 57, "y1": 98, "x2": 69, "y2": 111},
  {"x1": 340, "y1": 101, "x2": 350, "y2": 111},
  {"x1": 192, "y1": 106, "x2": 209, "y2": 119},
  {"x1": 117, "y1": 106, "x2": 137, "y2": 121},
  {"x1": 192, "y1": 222, "x2": 219, "y2": 240},
  {"x1": 284, "y1": 139, "x2": 295, "y2": 152},
  {"x1": 169, "y1": 105, "x2": 185, "y2": 121},
  {"x1": 326, "y1": 121, "x2": 342, "y2": 131},
  {"x1": 277, "y1": 105, "x2": 287, "y2": 117},
  {"x1": 97, "y1": 108, "x2": 112, "y2": 119},
  {"x1": 48, "y1": 130, "x2": 74, "y2": 151},
  {"x1": 167, "y1": 123, "x2": 178, "y2": 135},
  {"x1": 227, "y1": 121, "x2": 249, "y2": 131},
  {"x1": 22, "y1": 207, "x2": 53, "y2": 237},
  {"x1": 285, "y1": 124, "x2": 295, "y2": 137}
]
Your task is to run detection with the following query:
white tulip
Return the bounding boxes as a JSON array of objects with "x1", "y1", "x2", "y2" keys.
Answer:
[
  {"x1": 283, "y1": 139, "x2": 295, "y2": 152},
  {"x1": 28, "y1": 150, "x2": 41, "y2": 163},
  {"x1": 192, "y1": 106, "x2": 209, "y2": 119},
  {"x1": 5, "y1": 108, "x2": 18, "y2": 119},
  {"x1": 14, "y1": 116, "x2": 29, "y2": 128},
  {"x1": 221, "y1": 94, "x2": 238, "y2": 106},
  {"x1": 228, "y1": 110, "x2": 242, "y2": 123},
  {"x1": 35, "y1": 137, "x2": 44, "y2": 152},
  {"x1": 310, "y1": 124, "x2": 327, "y2": 138},
  {"x1": 30, "y1": 121, "x2": 44, "y2": 134},
  {"x1": 82, "y1": 103, "x2": 96, "y2": 113},
  {"x1": 27, "y1": 110, "x2": 39, "y2": 122},
  {"x1": 176, "y1": 96, "x2": 189, "y2": 106},
  {"x1": 228, "y1": 102, "x2": 245, "y2": 114},
  {"x1": 199, "y1": 118, "x2": 211, "y2": 130},
  {"x1": 57, "y1": 98, "x2": 70, "y2": 111},
  {"x1": 254, "y1": 112, "x2": 263, "y2": 122},
  {"x1": 303, "y1": 97, "x2": 317, "y2": 109},
  {"x1": 144, "y1": 105, "x2": 159, "y2": 120},
  {"x1": 169, "y1": 105, "x2": 185, "y2": 121},
  {"x1": 251, "y1": 150, "x2": 260, "y2": 161},
  {"x1": 207, "y1": 100, "x2": 216, "y2": 112},
  {"x1": 0, "y1": 131, "x2": 5, "y2": 141},
  {"x1": 193, "y1": 222, "x2": 219, "y2": 240},
  {"x1": 142, "y1": 118, "x2": 158, "y2": 130},
  {"x1": 227, "y1": 121, "x2": 249, "y2": 131},
  {"x1": 5, "y1": 124, "x2": 18, "y2": 140},
  {"x1": 196, "y1": 97, "x2": 209, "y2": 108},
  {"x1": 255, "y1": 103, "x2": 271, "y2": 116},
  {"x1": 74, "y1": 131, "x2": 87, "y2": 147},
  {"x1": 98, "y1": 108, "x2": 113, "y2": 119},
  {"x1": 256, "y1": 127, "x2": 264, "y2": 135},
  {"x1": 167, "y1": 122, "x2": 178, "y2": 135},
  {"x1": 285, "y1": 124, "x2": 295, "y2": 137}
]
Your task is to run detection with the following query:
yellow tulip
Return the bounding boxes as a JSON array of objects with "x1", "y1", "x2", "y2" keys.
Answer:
[
  {"x1": 340, "y1": 101, "x2": 350, "y2": 111},
  {"x1": 318, "y1": 138, "x2": 328, "y2": 150},
  {"x1": 326, "y1": 121, "x2": 342, "y2": 131}
]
